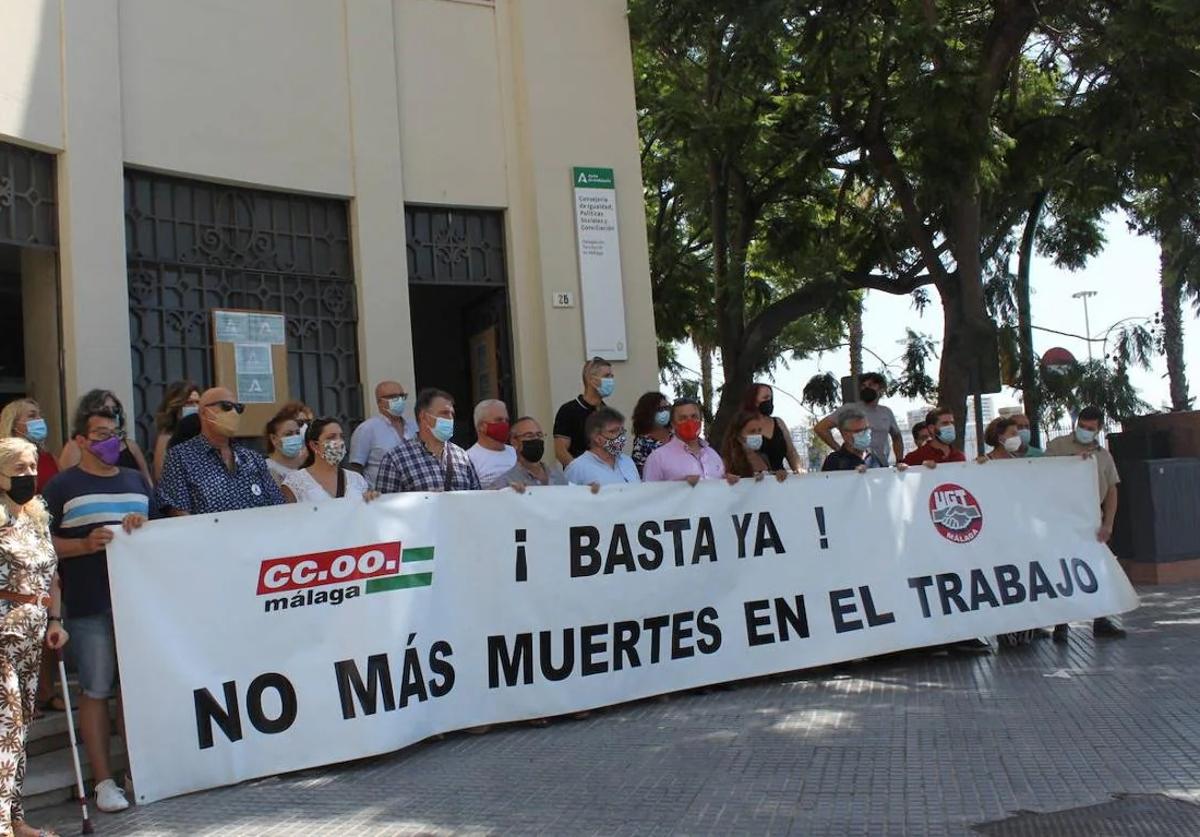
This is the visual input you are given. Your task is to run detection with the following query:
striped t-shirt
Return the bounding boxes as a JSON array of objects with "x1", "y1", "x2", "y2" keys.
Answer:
[{"x1": 42, "y1": 466, "x2": 157, "y2": 617}]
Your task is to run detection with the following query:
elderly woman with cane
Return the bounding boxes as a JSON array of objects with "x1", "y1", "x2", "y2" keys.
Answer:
[{"x1": 0, "y1": 437, "x2": 69, "y2": 837}]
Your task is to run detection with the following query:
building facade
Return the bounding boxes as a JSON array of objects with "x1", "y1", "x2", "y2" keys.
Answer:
[{"x1": 0, "y1": 0, "x2": 659, "y2": 447}]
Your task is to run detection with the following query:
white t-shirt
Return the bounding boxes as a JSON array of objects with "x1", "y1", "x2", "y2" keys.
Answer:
[
  {"x1": 265, "y1": 457, "x2": 297, "y2": 487},
  {"x1": 283, "y1": 467, "x2": 369, "y2": 503},
  {"x1": 349, "y1": 415, "x2": 416, "y2": 489},
  {"x1": 467, "y1": 443, "x2": 518, "y2": 490}
]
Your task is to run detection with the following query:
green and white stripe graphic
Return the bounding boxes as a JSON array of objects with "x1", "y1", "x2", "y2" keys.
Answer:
[{"x1": 365, "y1": 545, "x2": 434, "y2": 594}]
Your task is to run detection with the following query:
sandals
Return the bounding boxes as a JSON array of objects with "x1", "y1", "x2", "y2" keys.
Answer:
[{"x1": 36, "y1": 695, "x2": 66, "y2": 714}]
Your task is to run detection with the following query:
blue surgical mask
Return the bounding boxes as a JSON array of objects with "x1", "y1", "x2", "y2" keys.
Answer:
[
  {"x1": 386, "y1": 396, "x2": 406, "y2": 417},
  {"x1": 23, "y1": 418, "x2": 47, "y2": 444},
  {"x1": 853, "y1": 429, "x2": 872, "y2": 450},
  {"x1": 654, "y1": 409, "x2": 670, "y2": 427},
  {"x1": 432, "y1": 416, "x2": 455, "y2": 443},
  {"x1": 280, "y1": 435, "x2": 305, "y2": 458},
  {"x1": 180, "y1": 404, "x2": 199, "y2": 418},
  {"x1": 1074, "y1": 427, "x2": 1097, "y2": 445},
  {"x1": 597, "y1": 377, "x2": 615, "y2": 399},
  {"x1": 1017, "y1": 428, "x2": 1031, "y2": 446},
  {"x1": 937, "y1": 426, "x2": 956, "y2": 444}
]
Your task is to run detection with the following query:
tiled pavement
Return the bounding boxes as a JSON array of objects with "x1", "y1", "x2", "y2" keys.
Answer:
[{"x1": 37, "y1": 584, "x2": 1200, "y2": 836}]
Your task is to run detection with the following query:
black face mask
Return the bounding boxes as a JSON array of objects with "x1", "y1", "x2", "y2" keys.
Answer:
[
  {"x1": 520, "y1": 440, "x2": 545, "y2": 463},
  {"x1": 758, "y1": 400, "x2": 774, "y2": 417},
  {"x1": 3, "y1": 475, "x2": 36, "y2": 507},
  {"x1": 860, "y1": 388, "x2": 879, "y2": 404}
]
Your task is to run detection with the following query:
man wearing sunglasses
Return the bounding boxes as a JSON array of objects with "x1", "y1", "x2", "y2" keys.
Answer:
[{"x1": 157, "y1": 387, "x2": 285, "y2": 516}]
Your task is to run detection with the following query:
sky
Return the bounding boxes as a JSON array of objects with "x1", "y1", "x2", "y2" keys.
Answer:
[{"x1": 668, "y1": 212, "x2": 1199, "y2": 432}]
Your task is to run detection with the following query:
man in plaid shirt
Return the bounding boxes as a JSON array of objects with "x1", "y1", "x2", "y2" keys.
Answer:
[{"x1": 375, "y1": 388, "x2": 482, "y2": 493}]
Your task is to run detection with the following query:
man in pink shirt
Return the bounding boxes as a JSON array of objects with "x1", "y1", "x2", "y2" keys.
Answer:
[{"x1": 642, "y1": 399, "x2": 732, "y2": 484}]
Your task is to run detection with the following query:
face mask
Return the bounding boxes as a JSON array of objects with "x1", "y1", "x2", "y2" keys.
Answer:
[
  {"x1": 937, "y1": 426, "x2": 956, "y2": 444},
  {"x1": 597, "y1": 377, "x2": 615, "y2": 399},
  {"x1": 180, "y1": 404, "x2": 199, "y2": 419},
  {"x1": 89, "y1": 436, "x2": 123, "y2": 466},
  {"x1": 675, "y1": 419, "x2": 702, "y2": 442},
  {"x1": 860, "y1": 388, "x2": 879, "y2": 404},
  {"x1": 431, "y1": 416, "x2": 455, "y2": 443},
  {"x1": 23, "y1": 418, "x2": 47, "y2": 444},
  {"x1": 601, "y1": 432, "x2": 627, "y2": 457},
  {"x1": 1, "y1": 474, "x2": 36, "y2": 507},
  {"x1": 280, "y1": 435, "x2": 305, "y2": 458},
  {"x1": 758, "y1": 400, "x2": 774, "y2": 417},
  {"x1": 853, "y1": 429, "x2": 872, "y2": 450},
  {"x1": 654, "y1": 410, "x2": 670, "y2": 427},
  {"x1": 212, "y1": 407, "x2": 241, "y2": 437},
  {"x1": 483, "y1": 421, "x2": 511, "y2": 444},
  {"x1": 385, "y1": 397, "x2": 406, "y2": 417},
  {"x1": 743, "y1": 434, "x2": 763, "y2": 451},
  {"x1": 321, "y1": 439, "x2": 346, "y2": 467},
  {"x1": 1017, "y1": 428, "x2": 1031, "y2": 446},
  {"x1": 1075, "y1": 427, "x2": 1097, "y2": 445},
  {"x1": 1003, "y1": 435, "x2": 1023, "y2": 453},
  {"x1": 520, "y1": 439, "x2": 545, "y2": 463}
]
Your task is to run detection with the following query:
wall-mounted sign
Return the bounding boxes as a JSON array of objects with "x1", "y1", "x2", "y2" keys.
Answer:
[{"x1": 572, "y1": 166, "x2": 628, "y2": 360}]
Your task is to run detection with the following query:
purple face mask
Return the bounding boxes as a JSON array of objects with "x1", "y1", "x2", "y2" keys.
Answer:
[{"x1": 90, "y1": 436, "x2": 123, "y2": 466}]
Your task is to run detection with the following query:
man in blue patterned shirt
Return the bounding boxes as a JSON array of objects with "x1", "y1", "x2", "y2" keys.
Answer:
[
  {"x1": 157, "y1": 387, "x2": 285, "y2": 515},
  {"x1": 375, "y1": 388, "x2": 481, "y2": 493}
]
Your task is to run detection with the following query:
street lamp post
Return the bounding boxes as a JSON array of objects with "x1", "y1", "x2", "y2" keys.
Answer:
[{"x1": 1072, "y1": 290, "x2": 1098, "y2": 361}]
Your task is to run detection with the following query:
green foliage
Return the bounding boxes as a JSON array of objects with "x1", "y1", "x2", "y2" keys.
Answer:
[
  {"x1": 892, "y1": 330, "x2": 939, "y2": 401},
  {"x1": 801, "y1": 372, "x2": 840, "y2": 412}
]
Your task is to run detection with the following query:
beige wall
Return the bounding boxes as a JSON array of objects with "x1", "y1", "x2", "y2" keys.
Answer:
[
  {"x1": 0, "y1": 0, "x2": 62, "y2": 150},
  {"x1": 0, "y1": 0, "x2": 659, "y2": 435}
]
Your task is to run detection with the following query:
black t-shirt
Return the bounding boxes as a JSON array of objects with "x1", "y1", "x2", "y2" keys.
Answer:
[
  {"x1": 761, "y1": 417, "x2": 789, "y2": 471},
  {"x1": 42, "y1": 466, "x2": 158, "y2": 617},
  {"x1": 821, "y1": 447, "x2": 883, "y2": 472},
  {"x1": 553, "y1": 396, "x2": 602, "y2": 459}
]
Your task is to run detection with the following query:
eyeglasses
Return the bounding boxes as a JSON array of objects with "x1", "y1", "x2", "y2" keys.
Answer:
[
  {"x1": 513, "y1": 431, "x2": 545, "y2": 441},
  {"x1": 378, "y1": 393, "x2": 406, "y2": 401},
  {"x1": 207, "y1": 400, "x2": 245, "y2": 414},
  {"x1": 86, "y1": 431, "x2": 120, "y2": 442}
]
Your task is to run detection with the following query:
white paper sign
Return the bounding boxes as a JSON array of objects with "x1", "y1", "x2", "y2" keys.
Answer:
[
  {"x1": 107, "y1": 458, "x2": 1138, "y2": 805},
  {"x1": 573, "y1": 167, "x2": 628, "y2": 360}
]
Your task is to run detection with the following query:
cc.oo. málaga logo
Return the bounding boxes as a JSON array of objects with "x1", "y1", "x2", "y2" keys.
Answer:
[{"x1": 255, "y1": 541, "x2": 435, "y2": 614}]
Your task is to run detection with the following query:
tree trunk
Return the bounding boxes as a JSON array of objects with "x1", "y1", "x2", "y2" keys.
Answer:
[
  {"x1": 1016, "y1": 192, "x2": 1047, "y2": 444},
  {"x1": 1161, "y1": 224, "x2": 1191, "y2": 411},
  {"x1": 849, "y1": 297, "x2": 864, "y2": 386},
  {"x1": 697, "y1": 341, "x2": 715, "y2": 423},
  {"x1": 940, "y1": 191, "x2": 990, "y2": 440}
]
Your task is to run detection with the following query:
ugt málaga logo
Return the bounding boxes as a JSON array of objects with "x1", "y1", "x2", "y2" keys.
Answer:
[{"x1": 928, "y1": 483, "x2": 983, "y2": 544}]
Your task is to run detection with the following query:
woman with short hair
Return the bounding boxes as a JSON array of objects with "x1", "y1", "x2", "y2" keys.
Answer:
[
  {"x1": 264, "y1": 403, "x2": 312, "y2": 486},
  {"x1": 57, "y1": 390, "x2": 152, "y2": 485}
]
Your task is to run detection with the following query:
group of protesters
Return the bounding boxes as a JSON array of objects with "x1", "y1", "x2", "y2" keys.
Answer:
[{"x1": 0, "y1": 355, "x2": 1124, "y2": 834}]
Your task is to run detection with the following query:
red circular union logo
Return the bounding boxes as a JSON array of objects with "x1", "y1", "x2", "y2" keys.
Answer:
[{"x1": 928, "y1": 483, "x2": 983, "y2": 544}]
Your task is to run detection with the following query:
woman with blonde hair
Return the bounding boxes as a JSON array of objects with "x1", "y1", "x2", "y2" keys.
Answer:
[
  {"x1": 0, "y1": 436, "x2": 69, "y2": 837},
  {"x1": 57, "y1": 390, "x2": 152, "y2": 485},
  {"x1": 151, "y1": 380, "x2": 201, "y2": 481},
  {"x1": 0, "y1": 399, "x2": 58, "y2": 493}
]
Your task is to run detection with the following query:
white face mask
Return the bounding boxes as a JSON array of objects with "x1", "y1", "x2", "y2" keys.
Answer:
[
  {"x1": 1002, "y1": 435, "x2": 1022, "y2": 453},
  {"x1": 743, "y1": 434, "x2": 764, "y2": 451}
]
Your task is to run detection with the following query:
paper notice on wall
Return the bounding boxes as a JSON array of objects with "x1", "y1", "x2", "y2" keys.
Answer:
[
  {"x1": 234, "y1": 343, "x2": 275, "y2": 403},
  {"x1": 247, "y1": 314, "x2": 286, "y2": 345},
  {"x1": 573, "y1": 167, "x2": 628, "y2": 360},
  {"x1": 214, "y1": 311, "x2": 250, "y2": 343}
]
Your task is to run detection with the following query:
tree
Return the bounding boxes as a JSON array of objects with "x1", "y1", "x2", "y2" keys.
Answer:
[{"x1": 632, "y1": 1, "x2": 937, "y2": 440}]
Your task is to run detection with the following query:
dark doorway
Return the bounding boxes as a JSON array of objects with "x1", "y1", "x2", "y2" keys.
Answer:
[
  {"x1": 405, "y1": 206, "x2": 514, "y2": 447},
  {"x1": 0, "y1": 246, "x2": 25, "y2": 409}
]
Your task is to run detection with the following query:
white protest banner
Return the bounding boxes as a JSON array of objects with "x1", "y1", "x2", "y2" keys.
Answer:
[{"x1": 106, "y1": 457, "x2": 1137, "y2": 804}]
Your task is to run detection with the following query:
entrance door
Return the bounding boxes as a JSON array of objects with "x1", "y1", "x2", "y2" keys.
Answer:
[{"x1": 405, "y1": 207, "x2": 514, "y2": 446}]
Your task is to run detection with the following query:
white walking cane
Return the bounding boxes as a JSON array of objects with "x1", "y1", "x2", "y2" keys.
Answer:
[{"x1": 56, "y1": 650, "x2": 94, "y2": 834}]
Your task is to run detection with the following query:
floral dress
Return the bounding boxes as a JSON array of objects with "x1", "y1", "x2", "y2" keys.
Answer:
[
  {"x1": 631, "y1": 434, "x2": 668, "y2": 477},
  {"x1": 0, "y1": 508, "x2": 56, "y2": 830}
]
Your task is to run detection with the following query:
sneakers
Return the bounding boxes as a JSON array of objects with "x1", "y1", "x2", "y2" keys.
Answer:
[{"x1": 95, "y1": 778, "x2": 130, "y2": 812}]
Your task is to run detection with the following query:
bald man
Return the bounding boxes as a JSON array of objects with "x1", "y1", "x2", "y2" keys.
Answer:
[
  {"x1": 349, "y1": 379, "x2": 417, "y2": 489},
  {"x1": 156, "y1": 387, "x2": 285, "y2": 516}
]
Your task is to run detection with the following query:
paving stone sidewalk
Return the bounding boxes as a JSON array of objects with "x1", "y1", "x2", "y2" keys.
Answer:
[{"x1": 38, "y1": 584, "x2": 1200, "y2": 836}]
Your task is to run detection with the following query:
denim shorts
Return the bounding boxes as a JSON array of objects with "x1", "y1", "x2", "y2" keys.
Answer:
[{"x1": 67, "y1": 612, "x2": 119, "y2": 700}]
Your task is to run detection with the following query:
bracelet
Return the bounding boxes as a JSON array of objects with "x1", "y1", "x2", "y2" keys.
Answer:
[{"x1": 47, "y1": 616, "x2": 62, "y2": 623}]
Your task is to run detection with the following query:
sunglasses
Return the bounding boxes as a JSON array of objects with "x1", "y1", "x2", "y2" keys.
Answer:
[{"x1": 207, "y1": 400, "x2": 246, "y2": 414}]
